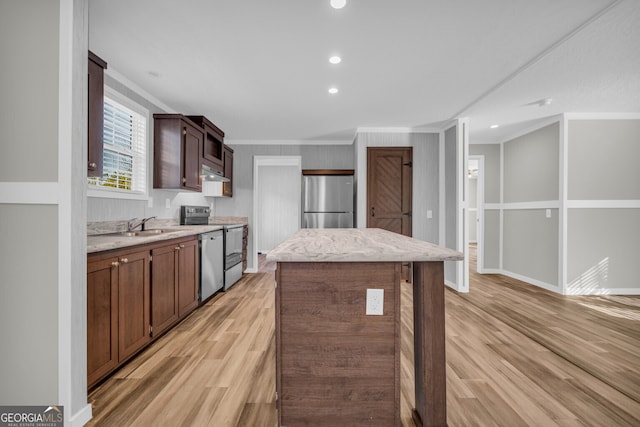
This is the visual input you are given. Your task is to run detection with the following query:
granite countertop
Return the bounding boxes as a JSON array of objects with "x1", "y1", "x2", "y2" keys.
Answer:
[
  {"x1": 87, "y1": 225, "x2": 223, "y2": 253},
  {"x1": 267, "y1": 228, "x2": 464, "y2": 263},
  {"x1": 87, "y1": 216, "x2": 248, "y2": 254}
]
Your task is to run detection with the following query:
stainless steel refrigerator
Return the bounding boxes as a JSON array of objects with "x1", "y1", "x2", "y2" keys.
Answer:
[{"x1": 302, "y1": 174, "x2": 354, "y2": 228}]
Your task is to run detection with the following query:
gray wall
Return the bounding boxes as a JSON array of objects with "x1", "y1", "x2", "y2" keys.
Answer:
[
  {"x1": 468, "y1": 178, "x2": 477, "y2": 242},
  {"x1": 469, "y1": 144, "x2": 501, "y2": 270},
  {"x1": 354, "y1": 132, "x2": 440, "y2": 244},
  {"x1": 501, "y1": 123, "x2": 560, "y2": 288},
  {"x1": 567, "y1": 209, "x2": 640, "y2": 292},
  {"x1": 504, "y1": 123, "x2": 559, "y2": 202},
  {"x1": 1, "y1": 0, "x2": 90, "y2": 418},
  {"x1": 484, "y1": 210, "x2": 501, "y2": 269},
  {"x1": 0, "y1": 1, "x2": 60, "y2": 405},
  {"x1": 503, "y1": 209, "x2": 559, "y2": 286},
  {"x1": 444, "y1": 126, "x2": 458, "y2": 284},
  {"x1": 566, "y1": 118, "x2": 640, "y2": 293},
  {"x1": 470, "y1": 144, "x2": 500, "y2": 203},
  {"x1": 472, "y1": 118, "x2": 639, "y2": 295},
  {"x1": 568, "y1": 119, "x2": 640, "y2": 200},
  {"x1": 0, "y1": 1, "x2": 59, "y2": 183},
  {"x1": 0, "y1": 206, "x2": 59, "y2": 403}
]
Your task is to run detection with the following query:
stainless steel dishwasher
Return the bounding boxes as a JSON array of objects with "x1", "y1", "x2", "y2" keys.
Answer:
[{"x1": 199, "y1": 229, "x2": 224, "y2": 303}]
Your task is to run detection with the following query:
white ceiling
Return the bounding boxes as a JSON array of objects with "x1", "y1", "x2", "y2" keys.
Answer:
[{"x1": 88, "y1": 0, "x2": 640, "y2": 144}]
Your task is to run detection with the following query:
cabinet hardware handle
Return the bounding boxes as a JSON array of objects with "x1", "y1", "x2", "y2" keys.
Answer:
[
  {"x1": 88, "y1": 162, "x2": 97, "y2": 168},
  {"x1": 371, "y1": 207, "x2": 375, "y2": 217},
  {"x1": 111, "y1": 261, "x2": 120, "y2": 267},
  {"x1": 183, "y1": 128, "x2": 187, "y2": 135},
  {"x1": 175, "y1": 246, "x2": 181, "y2": 251},
  {"x1": 182, "y1": 178, "x2": 186, "y2": 184},
  {"x1": 120, "y1": 258, "x2": 128, "y2": 263},
  {"x1": 179, "y1": 244, "x2": 185, "y2": 248}
]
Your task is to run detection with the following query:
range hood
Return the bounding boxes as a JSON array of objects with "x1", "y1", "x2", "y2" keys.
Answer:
[{"x1": 201, "y1": 164, "x2": 230, "y2": 182}]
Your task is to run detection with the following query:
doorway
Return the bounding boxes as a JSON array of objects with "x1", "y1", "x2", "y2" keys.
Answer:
[
  {"x1": 253, "y1": 156, "x2": 301, "y2": 268},
  {"x1": 367, "y1": 147, "x2": 413, "y2": 279},
  {"x1": 468, "y1": 155, "x2": 484, "y2": 275}
]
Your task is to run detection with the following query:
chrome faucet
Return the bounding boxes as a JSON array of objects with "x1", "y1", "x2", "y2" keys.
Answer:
[{"x1": 127, "y1": 216, "x2": 157, "y2": 232}]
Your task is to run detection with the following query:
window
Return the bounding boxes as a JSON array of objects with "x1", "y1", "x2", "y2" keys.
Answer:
[{"x1": 88, "y1": 93, "x2": 148, "y2": 198}]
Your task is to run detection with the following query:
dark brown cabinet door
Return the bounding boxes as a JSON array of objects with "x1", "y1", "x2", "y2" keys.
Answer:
[
  {"x1": 153, "y1": 115, "x2": 203, "y2": 192},
  {"x1": 367, "y1": 147, "x2": 413, "y2": 280},
  {"x1": 87, "y1": 51, "x2": 107, "y2": 177},
  {"x1": 117, "y1": 249, "x2": 151, "y2": 362},
  {"x1": 186, "y1": 115, "x2": 224, "y2": 172},
  {"x1": 150, "y1": 244, "x2": 179, "y2": 337},
  {"x1": 222, "y1": 145, "x2": 234, "y2": 197},
  {"x1": 87, "y1": 256, "x2": 118, "y2": 387},
  {"x1": 183, "y1": 124, "x2": 202, "y2": 191},
  {"x1": 178, "y1": 238, "x2": 199, "y2": 318}
]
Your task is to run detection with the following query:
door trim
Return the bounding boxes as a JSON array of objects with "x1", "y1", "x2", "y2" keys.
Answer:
[{"x1": 253, "y1": 156, "x2": 302, "y2": 271}]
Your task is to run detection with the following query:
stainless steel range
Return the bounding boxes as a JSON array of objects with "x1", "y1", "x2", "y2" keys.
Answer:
[{"x1": 181, "y1": 206, "x2": 243, "y2": 292}]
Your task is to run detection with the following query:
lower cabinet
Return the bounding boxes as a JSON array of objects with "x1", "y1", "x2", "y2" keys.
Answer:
[
  {"x1": 88, "y1": 235, "x2": 199, "y2": 388},
  {"x1": 117, "y1": 250, "x2": 151, "y2": 363},
  {"x1": 87, "y1": 256, "x2": 119, "y2": 387},
  {"x1": 177, "y1": 238, "x2": 199, "y2": 318},
  {"x1": 150, "y1": 244, "x2": 179, "y2": 337}
]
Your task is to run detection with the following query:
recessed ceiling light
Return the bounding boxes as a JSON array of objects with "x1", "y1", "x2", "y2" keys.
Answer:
[
  {"x1": 328, "y1": 87, "x2": 339, "y2": 94},
  {"x1": 330, "y1": 0, "x2": 347, "y2": 9},
  {"x1": 490, "y1": 124, "x2": 499, "y2": 129},
  {"x1": 329, "y1": 56, "x2": 342, "y2": 64}
]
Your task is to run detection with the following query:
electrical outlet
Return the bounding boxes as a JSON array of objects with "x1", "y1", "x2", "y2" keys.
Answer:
[
  {"x1": 366, "y1": 289, "x2": 384, "y2": 315},
  {"x1": 165, "y1": 198, "x2": 171, "y2": 209},
  {"x1": 427, "y1": 210, "x2": 433, "y2": 219},
  {"x1": 546, "y1": 209, "x2": 551, "y2": 218}
]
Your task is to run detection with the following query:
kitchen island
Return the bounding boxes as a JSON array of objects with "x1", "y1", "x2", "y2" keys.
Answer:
[{"x1": 267, "y1": 228, "x2": 463, "y2": 427}]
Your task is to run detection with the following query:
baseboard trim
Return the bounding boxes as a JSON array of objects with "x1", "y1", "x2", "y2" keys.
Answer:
[{"x1": 69, "y1": 403, "x2": 92, "y2": 427}]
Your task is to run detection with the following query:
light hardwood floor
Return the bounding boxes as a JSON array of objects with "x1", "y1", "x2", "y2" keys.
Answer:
[{"x1": 87, "y1": 248, "x2": 640, "y2": 426}]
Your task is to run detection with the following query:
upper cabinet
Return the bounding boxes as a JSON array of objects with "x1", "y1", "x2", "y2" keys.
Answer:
[
  {"x1": 222, "y1": 145, "x2": 233, "y2": 197},
  {"x1": 152, "y1": 113, "x2": 232, "y2": 195},
  {"x1": 88, "y1": 51, "x2": 107, "y2": 177},
  {"x1": 186, "y1": 115, "x2": 224, "y2": 173},
  {"x1": 153, "y1": 114, "x2": 203, "y2": 192}
]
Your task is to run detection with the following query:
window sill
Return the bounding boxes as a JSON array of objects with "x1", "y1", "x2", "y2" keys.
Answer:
[{"x1": 88, "y1": 187, "x2": 148, "y2": 201}]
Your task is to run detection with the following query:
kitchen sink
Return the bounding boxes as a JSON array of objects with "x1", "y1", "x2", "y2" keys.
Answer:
[
  {"x1": 137, "y1": 228, "x2": 181, "y2": 235},
  {"x1": 103, "y1": 228, "x2": 181, "y2": 237}
]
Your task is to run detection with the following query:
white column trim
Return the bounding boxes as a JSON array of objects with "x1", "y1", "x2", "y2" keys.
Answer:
[
  {"x1": 567, "y1": 200, "x2": 640, "y2": 208},
  {"x1": 0, "y1": 182, "x2": 59, "y2": 204},
  {"x1": 559, "y1": 115, "x2": 569, "y2": 294}
]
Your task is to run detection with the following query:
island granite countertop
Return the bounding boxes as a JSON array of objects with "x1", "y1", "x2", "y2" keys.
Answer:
[{"x1": 267, "y1": 228, "x2": 464, "y2": 263}]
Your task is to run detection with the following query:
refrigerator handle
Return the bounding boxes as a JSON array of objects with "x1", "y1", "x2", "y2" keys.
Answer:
[{"x1": 371, "y1": 207, "x2": 375, "y2": 217}]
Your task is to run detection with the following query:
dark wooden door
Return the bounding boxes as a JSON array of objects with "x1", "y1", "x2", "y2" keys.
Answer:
[{"x1": 367, "y1": 147, "x2": 413, "y2": 280}]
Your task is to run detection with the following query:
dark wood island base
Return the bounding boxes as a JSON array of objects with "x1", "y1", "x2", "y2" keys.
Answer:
[{"x1": 268, "y1": 229, "x2": 462, "y2": 427}]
